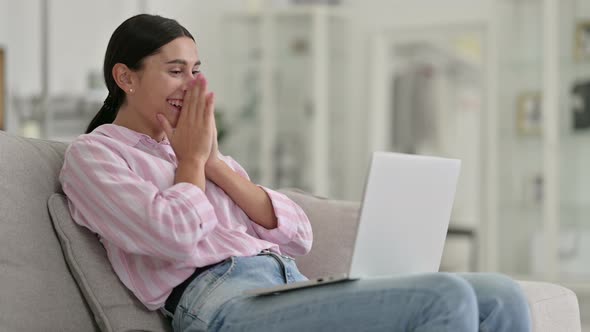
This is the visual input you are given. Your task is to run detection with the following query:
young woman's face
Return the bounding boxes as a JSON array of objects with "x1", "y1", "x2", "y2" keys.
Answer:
[{"x1": 130, "y1": 36, "x2": 200, "y2": 131}]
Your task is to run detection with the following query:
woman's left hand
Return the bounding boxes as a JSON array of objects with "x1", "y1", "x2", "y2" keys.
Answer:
[{"x1": 205, "y1": 109, "x2": 222, "y2": 174}]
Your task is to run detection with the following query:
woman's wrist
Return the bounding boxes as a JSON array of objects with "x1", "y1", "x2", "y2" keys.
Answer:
[
  {"x1": 205, "y1": 154, "x2": 224, "y2": 174},
  {"x1": 175, "y1": 160, "x2": 207, "y2": 191}
]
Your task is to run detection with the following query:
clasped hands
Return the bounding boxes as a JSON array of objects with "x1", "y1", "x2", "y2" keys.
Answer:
[{"x1": 157, "y1": 73, "x2": 223, "y2": 182}]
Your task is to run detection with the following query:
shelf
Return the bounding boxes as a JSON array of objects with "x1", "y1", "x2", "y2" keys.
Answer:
[
  {"x1": 499, "y1": 57, "x2": 590, "y2": 68},
  {"x1": 497, "y1": 200, "x2": 590, "y2": 215},
  {"x1": 489, "y1": 0, "x2": 590, "y2": 293},
  {"x1": 224, "y1": 6, "x2": 350, "y2": 19},
  {"x1": 497, "y1": 129, "x2": 590, "y2": 142},
  {"x1": 508, "y1": 275, "x2": 590, "y2": 294},
  {"x1": 559, "y1": 282, "x2": 590, "y2": 294}
]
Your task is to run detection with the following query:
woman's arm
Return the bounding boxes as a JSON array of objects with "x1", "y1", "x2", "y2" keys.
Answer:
[
  {"x1": 206, "y1": 154, "x2": 313, "y2": 256},
  {"x1": 199, "y1": 91, "x2": 311, "y2": 255},
  {"x1": 205, "y1": 158, "x2": 277, "y2": 229},
  {"x1": 60, "y1": 137, "x2": 218, "y2": 262}
]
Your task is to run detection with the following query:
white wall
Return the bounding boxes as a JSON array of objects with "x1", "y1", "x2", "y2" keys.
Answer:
[
  {"x1": 0, "y1": 1, "x2": 41, "y2": 97},
  {"x1": 0, "y1": 1, "x2": 42, "y2": 131},
  {"x1": 48, "y1": 0, "x2": 141, "y2": 95},
  {"x1": 0, "y1": 0, "x2": 42, "y2": 133},
  {"x1": 144, "y1": 0, "x2": 248, "y2": 98}
]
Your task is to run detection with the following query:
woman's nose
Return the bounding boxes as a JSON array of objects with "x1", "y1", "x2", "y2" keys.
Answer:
[
  {"x1": 182, "y1": 79, "x2": 193, "y2": 91},
  {"x1": 183, "y1": 74, "x2": 199, "y2": 91}
]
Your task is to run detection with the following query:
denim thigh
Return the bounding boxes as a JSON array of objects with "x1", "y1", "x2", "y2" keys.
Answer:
[
  {"x1": 210, "y1": 272, "x2": 479, "y2": 332},
  {"x1": 172, "y1": 254, "x2": 307, "y2": 332}
]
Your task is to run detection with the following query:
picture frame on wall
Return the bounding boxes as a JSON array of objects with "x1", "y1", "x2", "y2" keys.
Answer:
[
  {"x1": 572, "y1": 80, "x2": 590, "y2": 131},
  {"x1": 574, "y1": 21, "x2": 590, "y2": 62},
  {"x1": 516, "y1": 91, "x2": 542, "y2": 136}
]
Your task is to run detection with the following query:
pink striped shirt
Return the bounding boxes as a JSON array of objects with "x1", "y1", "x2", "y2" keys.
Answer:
[{"x1": 59, "y1": 124, "x2": 313, "y2": 310}]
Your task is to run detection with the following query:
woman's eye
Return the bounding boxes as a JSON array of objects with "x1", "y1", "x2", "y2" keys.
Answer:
[
  {"x1": 170, "y1": 70, "x2": 182, "y2": 75},
  {"x1": 192, "y1": 70, "x2": 201, "y2": 75}
]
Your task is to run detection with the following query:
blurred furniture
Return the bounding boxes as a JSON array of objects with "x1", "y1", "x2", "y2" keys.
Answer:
[
  {"x1": 11, "y1": 94, "x2": 101, "y2": 142},
  {"x1": 42, "y1": 95, "x2": 101, "y2": 142},
  {"x1": 369, "y1": 1, "x2": 590, "y2": 309},
  {"x1": 369, "y1": 24, "x2": 486, "y2": 273},
  {"x1": 493, "y1": 0, "x2": 590, "y2": 296},
  {"x1": 444, "y1": 226, "x2": 477, "y2": 272},
  {"x1": 0, "y1": 129, "x2": 582, "y2": 331},
  {"x1": 221, "y1": 6, "x2": 353, "y2": 199}
]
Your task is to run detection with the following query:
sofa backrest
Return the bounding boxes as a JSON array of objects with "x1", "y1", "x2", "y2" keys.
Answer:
[
  {"x1": 0, "y1": 131, "x2": 98, "y2": 331},
  {"x1": 279, "y1": 189, "x2": 360, "y2": 279}
]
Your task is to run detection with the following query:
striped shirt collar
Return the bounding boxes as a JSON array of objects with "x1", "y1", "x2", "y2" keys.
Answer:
[{"x1": 92, "y1": 124, "x2": 171, "y2": 146}]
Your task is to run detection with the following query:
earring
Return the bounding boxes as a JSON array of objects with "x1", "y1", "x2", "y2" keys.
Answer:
[{"x1": 129, "y1": 88, "x2": 134, "y2": 93}]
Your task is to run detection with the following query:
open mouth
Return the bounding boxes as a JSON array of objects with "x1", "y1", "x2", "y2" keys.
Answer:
[{"x1": 167, "y1": 99, "x2": 183, "y2": 113}]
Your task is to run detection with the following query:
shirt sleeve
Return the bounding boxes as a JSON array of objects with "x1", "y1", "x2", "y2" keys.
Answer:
[
  {"x1": 221, "y1": 155, "x2": 313, "y2": 256},
  {"x1": 59, "y1": 137, "x2": 218, "y2": 262}
]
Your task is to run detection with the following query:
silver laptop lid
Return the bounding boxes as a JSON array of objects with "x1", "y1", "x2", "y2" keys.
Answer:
[{"x1": 349, "y1": 152, "x2": 461, "y2": 279}]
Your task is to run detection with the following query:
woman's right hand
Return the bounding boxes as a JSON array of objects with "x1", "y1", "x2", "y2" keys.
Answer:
[{"x1": 157, "y1": 74, "x2": 215, "y2": 189}]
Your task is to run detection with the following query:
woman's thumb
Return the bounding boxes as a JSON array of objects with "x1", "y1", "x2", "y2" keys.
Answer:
[{"x1": 156, "y1": 114, "x2": 173, "y2": 139}]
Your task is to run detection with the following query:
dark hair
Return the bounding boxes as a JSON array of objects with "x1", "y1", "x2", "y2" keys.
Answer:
[{"x1": 86, "y1": 14, "x2": 194, "y2": 133}]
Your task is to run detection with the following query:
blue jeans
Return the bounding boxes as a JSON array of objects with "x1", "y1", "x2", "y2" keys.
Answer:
[{"x1": 167, "y1": 252, "x2": 531, "y2": 331}]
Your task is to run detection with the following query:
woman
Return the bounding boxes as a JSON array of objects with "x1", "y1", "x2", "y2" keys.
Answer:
[{"x1": 60, "y1": 14, "x2": 531, "y2": 332}]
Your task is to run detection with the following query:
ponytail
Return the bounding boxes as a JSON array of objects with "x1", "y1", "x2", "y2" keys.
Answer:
[{"x1": 85, "y1": 93, "x2": 121, "y2": 133}]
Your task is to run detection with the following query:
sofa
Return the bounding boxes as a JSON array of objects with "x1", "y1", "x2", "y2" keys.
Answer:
[{"x1": 0, "y1": 130, "x2": 582, "y2": 331}]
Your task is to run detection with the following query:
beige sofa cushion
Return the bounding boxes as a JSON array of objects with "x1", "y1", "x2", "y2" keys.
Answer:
[
  {"x1": 48, "y1": 193, "x2": 171, "y2": 332},
  {"x1": 44, "y1": 186, "x2": 353, "y2": 331},
  {"x1": 0, "y1": 131, "x2": 97, "y2": 331},
  {"x1": 280, "y1": 188, "x2": 360, "y2": 278}
]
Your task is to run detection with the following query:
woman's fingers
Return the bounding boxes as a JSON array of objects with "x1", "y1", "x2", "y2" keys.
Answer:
[
  {"x1": 196, "y1": 75, "x2": 208, "y2": 121},
  {"x1": 157, "y1": 113, "x2": 173, "y2": 139},
  {"x1": 202, "y1": 91, "x2": 214, "y2": 146},
  {"x1": 206, "y1": 92, "x2": 218, "y2": 151},
  {"x1": 205, "y1": 92, "x2": 215, "y2": 121},
  {"x1": 168, "y1": 73, "x2": 214, "y2": 165},
  {"x1": 185, "y1": 74, "x2": 203, "y2": 124},
  {"x1": 179, "y1": 78, "x2": 196, "y2": 124}
]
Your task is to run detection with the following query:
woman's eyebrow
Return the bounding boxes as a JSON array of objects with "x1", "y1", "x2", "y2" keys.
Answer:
[{"x1": 165, "y1": 59, "x2": 202, "y2": 66}]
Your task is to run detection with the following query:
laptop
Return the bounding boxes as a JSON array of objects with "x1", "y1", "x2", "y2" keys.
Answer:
[{"x1": 245, "y1": 151, "x2": 462, "y2": 296}]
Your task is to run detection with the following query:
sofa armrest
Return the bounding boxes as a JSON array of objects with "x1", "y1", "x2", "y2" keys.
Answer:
[{"x1": 518, "y1": 281, "x2": 581, "y2": 332}]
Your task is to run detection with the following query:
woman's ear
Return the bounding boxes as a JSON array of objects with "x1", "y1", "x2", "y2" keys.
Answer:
[{"x1": 112, "y1": 63, "x2": 136, "y2": 94}]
